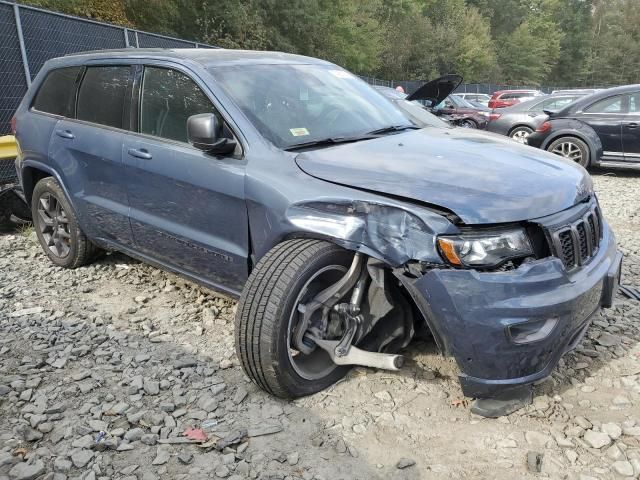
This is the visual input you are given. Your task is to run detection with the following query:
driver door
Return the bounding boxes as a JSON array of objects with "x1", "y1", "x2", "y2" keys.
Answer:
[{"x1": 122, "y1": 65, "x2": 249, "y2": 293}]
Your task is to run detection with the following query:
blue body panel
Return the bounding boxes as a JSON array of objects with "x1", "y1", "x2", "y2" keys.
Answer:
[
  {"x1": 13, "y1": 48, "x2": 622, "y2": 398},
  {"x1": 403, "y1": 221, "x2": 620, "y2": 397}
]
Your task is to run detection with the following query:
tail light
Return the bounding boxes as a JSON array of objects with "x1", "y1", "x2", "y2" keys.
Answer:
[
  {"x1": 489, "y1": 113, "x2": 501, "y2": 121},
  {"x1": 536, "y1": 121, "x2": 551, "y2": 133},
  {"x1": 10, "y1": 115, "x2": 16, "y2": 135}
]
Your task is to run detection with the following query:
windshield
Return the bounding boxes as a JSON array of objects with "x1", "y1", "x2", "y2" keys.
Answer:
[
  {"x1": 209, "y1": 64, "x2": 413, "y2": 149},
  {"x1": 443, "y1": 95, "x2": 476, "y2": 109},
  {"x1": 394, "y1": 100, "x2": 450, "y2": 128}
]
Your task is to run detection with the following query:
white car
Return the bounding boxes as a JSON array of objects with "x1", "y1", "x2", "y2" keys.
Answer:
[{"x1": 452, "y1": 93, "x2": 491, "y2": 107}]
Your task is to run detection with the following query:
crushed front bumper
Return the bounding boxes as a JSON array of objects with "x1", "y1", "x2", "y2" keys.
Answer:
[{"x1": 401, "y1": 222, "x2": 621, "y2": 398}]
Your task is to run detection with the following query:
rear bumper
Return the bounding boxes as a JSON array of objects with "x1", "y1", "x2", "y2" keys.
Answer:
[
  {"x1": 403, "y1": 223, "x2": 621, "y2": 398},
  {"x1": 524, "y1": 131, "x2": 550, "y2": 149},
  {"x1": 485, "y1": 121, "x2": 510, "y2": 136}
]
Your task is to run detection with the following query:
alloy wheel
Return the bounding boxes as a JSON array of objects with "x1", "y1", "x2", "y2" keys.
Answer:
[
  {"x1": 511, "y1": 129, "x2": 531, "y2": 144},
  {"x1": 551, "y1": 141, "x2": 583, "y2": 164},
  {"x1": 37, "y1": 192, "x2": 71, "y2": 258}
]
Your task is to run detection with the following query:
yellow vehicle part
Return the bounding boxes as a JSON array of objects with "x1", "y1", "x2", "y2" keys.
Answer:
[{"x1": 0, "y1": 135, "x2": 17, "y2": 161}]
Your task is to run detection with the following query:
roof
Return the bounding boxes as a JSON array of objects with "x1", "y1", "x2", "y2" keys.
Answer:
[
  {"x1": 493, "y1": 89, "x2": 541, "y2": 95},
  {"x1": 56, "y1": 48, "x2": 330, "y2": 68},
  {"x1": 559, "y1": 83, "x2": 640, "y2": 113}
]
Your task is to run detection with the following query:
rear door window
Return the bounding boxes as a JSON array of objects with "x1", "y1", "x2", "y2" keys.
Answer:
[
  {"x1": 77, "y1": 66, "x2": 131, "y2": 129},
  {"x1": 139, "y1": 67, "x2": 217, "y2": 143},
  {"x1": 32, "y1": 66, "x2": 81, "y2": 117}
]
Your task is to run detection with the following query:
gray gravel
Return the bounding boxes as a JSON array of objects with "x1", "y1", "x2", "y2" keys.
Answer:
[{"x1": 1, "y1": 170, "x2": 639, "y2": 479}]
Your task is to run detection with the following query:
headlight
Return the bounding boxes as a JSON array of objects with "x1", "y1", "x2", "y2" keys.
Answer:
[
  {"x1": 479, "y1": 111, "x2": 489, "y2": 117},
  {"x1": 437, "y1": 229, "x2": 532, "y2": 268}
]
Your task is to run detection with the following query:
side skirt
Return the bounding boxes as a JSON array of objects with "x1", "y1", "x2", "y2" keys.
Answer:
[{"x1": 93, "y1": 236, "x2": 243, "y2": 300}]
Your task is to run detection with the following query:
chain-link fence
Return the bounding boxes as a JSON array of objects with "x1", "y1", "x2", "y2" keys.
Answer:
[
  {"x1": 0, "y1": 1, "x2": 616, "y2": 135},
  {"x1": 0, "y1": 0, "x2": 216, "y2": 135}
]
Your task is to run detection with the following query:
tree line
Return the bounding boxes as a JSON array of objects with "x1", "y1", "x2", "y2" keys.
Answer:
[{"x1": 25, "y1": 0, "x2": 640, "y2": 86}]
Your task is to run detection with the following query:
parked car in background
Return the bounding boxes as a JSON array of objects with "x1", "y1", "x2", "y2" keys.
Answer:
[
  {"x1": 376, "y1": 75, "x2": 488, "y2": 129},
  {"x1": 453, "y1": 92, "x2": 491, "y2": 107},
  {"x1": 374, "y1": 86, "x2": 451, "y2": 128},
  {"x1": 488, "y1": 89, "x2": 544, "y2": 109},
  {"x1": 433, "y1": 94, "x2": 490, "y2": 129},
  {"x1": 527, "y1": 85, "x2": 640, "y2": 169},
  {"x1": 487, "y1": 93, "x2": 586, "y2": 143},
  {"x1": 13, "y1": 50, "x2": 621, "y2": 417}
]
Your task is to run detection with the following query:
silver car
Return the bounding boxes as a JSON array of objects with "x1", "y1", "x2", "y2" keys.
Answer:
[
  {"x1": 486, "y1": 94, "x2": 586, "y2": 143},
  {"x1": 453, "y1": 92, "x2": 491, "y2": 107}
]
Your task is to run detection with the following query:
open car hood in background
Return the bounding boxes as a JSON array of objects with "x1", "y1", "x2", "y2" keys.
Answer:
[{"x1": 407, "y1": 74, "x2": 463, "y2": 106}]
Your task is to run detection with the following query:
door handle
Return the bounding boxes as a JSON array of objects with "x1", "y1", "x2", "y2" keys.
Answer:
[
  {"x1": 55, "y1": 129, "x2": 74, "y2": 139},
  {"x1": 626, "y1": 122, "x2": 639, "y2": 129},
  {"x1": 127, "y1": 148, "x2": 152, "y2": 160}
]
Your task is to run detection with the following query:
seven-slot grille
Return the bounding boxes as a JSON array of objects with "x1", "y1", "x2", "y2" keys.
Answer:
[{"x1": 550, "y1": 204, "x2": 602, "y2": 270}]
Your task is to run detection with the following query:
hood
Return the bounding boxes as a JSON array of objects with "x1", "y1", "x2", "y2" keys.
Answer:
[
  {"x1": 407, "y1": 74, "x2": 463, "y2": 106},
  {"x1": 294, "y1": 128, "x2": 592, "y2": 224}
]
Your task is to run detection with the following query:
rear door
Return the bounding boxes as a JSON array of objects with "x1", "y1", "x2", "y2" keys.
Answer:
[
  {"x1": 622, "y1": 91, "x2": 640, "y2": 161},
  {"x1": 122, "y1": 64, "x2": 248, "y2": 293},
  {"x1": 23, "y1": 67, "x2": 82, "y2": 184},
  {"x1": 48, "y1": 64, "x2": 134, "y2": 245},
  {"x1": 579, "y1": 94, "x2": 625, "y2": 159}
]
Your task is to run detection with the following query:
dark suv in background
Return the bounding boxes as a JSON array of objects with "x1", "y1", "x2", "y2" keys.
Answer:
[
  {"x1": 527, "y1": 84, "x2": 640, "y2": 168},
  {"x1": 13, "y1": 49, "x2": 621, "y2": 416}
]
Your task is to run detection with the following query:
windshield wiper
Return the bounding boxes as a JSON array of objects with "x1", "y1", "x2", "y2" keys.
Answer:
[
  {"x1": 284, "y1": 125, "x2": 420, "y2": 151},
  {"x1": 284, "y1": 135, "x2": 375, "y2": 151},
  {"x1": 366, "y1": 124, "x2": 420, "y2": 135}
]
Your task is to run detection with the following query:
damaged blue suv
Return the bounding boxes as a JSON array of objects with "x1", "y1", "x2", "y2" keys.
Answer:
[{"x1": 14, "y1": 49, "x2": 622, "y2": 414}]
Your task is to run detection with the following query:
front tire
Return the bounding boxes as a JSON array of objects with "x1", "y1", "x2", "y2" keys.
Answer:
[
  {"x1": 547, "y1": 136, "x2": 590, "y2": 168},
  {"x1": 235, "y1": 239, "x2": 353, "y2": 398},
  {"x1": 31, "y1": 177, "x2": 99, "y2": 268},
  {"x1": 458, "y1": 118, "x2": 477, "y2": 129}
]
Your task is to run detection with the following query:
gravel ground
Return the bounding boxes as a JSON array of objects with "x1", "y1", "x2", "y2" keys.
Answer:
[{"x1": 1, "y1": 171, "x2": 639, "y2": 480}]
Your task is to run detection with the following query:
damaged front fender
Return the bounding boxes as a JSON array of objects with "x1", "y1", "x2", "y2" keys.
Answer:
[{"x1": 285, "y1": 200, "x2": 456, "y2": 267}]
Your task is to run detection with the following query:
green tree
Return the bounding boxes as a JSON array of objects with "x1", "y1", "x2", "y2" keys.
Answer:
[
  {"x1": 25, "y1": 0, "x2": 131, "y2": 24},
  {"x1": 454, "y1": 7, "x2": 498, "y2": 81},
  {"x1": 586, "y1": 0, "x2": 640, "y2": 85}
]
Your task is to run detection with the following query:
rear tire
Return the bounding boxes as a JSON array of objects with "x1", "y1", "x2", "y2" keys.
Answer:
[
  {"x1": 509, "y1": 126, "x2": 533, "y2": 144},
  {"x1": 32, "y1": 177, "x2": 100, "y2": 268},
  {"x1": 235, "y1": 239, "x2": 353, "y2": 398},
  {"x1": 547, "y1": 136, "x2": 590, "y2": 168}
]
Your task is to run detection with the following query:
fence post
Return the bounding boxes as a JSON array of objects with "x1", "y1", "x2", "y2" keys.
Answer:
[
  {"x1": 134, "y1": 31, "x2": 139, "y2": 48},
  {"x1": 13, "y1": 4, "x2": 31, "y2": 87},
  {"x1": 123, "y1": 27, "x2": 130, "y2": 47}
]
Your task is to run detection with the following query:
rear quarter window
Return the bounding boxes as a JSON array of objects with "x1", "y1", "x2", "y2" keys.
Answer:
[{"x1": 31, "y1": 66, "x2": 81, "y2": 116}]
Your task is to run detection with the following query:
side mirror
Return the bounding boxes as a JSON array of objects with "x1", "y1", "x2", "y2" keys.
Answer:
[
  {"x1": 542, "y1": 108, "x2": 558, "y2": 117},
  {"x1": 187, "y1": 113, "x2": 236, "y2": 155}
]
